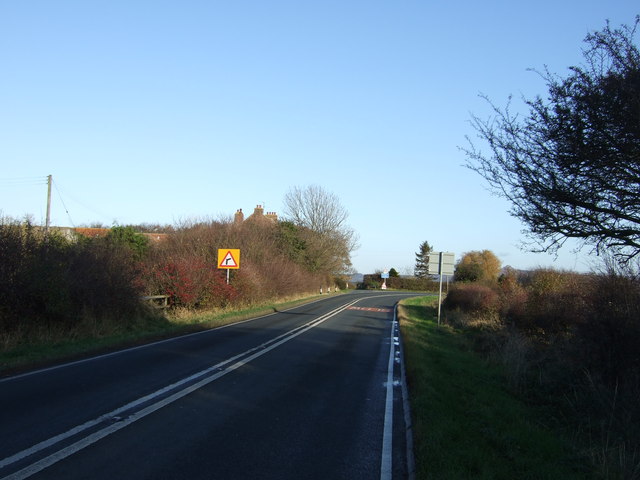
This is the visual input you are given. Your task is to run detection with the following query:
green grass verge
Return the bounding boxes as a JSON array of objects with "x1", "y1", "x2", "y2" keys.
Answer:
[
  {"x1": 0, "y1": 294, "x2": 328, "y2": 375},
  {"x1": 399, "y1": 296, "x2": 594, "y2": 480}
]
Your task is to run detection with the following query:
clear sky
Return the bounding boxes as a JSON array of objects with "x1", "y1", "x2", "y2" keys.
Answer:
[{"x1": 1, "y1": 1, "x2": 637, "y2": 274}]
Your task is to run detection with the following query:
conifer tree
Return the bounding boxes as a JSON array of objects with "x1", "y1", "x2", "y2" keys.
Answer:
[{"x1": 414, "y1": 240, "x2": 432, "y2": 278}]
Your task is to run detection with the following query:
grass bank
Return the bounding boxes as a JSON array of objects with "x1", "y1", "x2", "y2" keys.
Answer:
[
  {"x1": 398, "y1": 296, "x2": 594, "y2": 479},
  {"x1": 0, "y1": 293, "x2": 328, "y2": 375}
]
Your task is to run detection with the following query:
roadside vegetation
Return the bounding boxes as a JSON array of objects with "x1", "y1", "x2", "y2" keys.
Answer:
[
  {"x1": 419, "y1": 19, "x2": 640, "y2": 476},
  {"x1": 400, "y1": 259, "x2": 640, "y2": 479},
  {"x1": 360, "y1": 272, "x2": 438, "y2": 291},
  {"x1": 399, "y1": 296, "x2": 593, "y2": 479},
  {"x1": 0, "y1": 186, "x2": 358, "y2": 372},
  {"x1": 1, "y1": 291, "x2": 325, "y2": 373}
]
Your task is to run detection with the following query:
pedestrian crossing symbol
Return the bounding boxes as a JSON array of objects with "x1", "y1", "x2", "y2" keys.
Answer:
[{"x1": 217, "y1": 249, "x2": 240, "y2": 269}]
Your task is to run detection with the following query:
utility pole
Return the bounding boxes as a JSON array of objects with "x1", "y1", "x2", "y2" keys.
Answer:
[
  {"x1": 437, "y1": 254, "x2": 444, "y2": 325},
  {"x1": 45, "y1": 174, "x2": 52, "y2": 237}
]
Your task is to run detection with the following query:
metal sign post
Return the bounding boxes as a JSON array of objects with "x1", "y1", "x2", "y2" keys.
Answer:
[
  {"x1": 381, "y1": 270, "x2": 389, "y2": 290},
  {"x1": 217, "y1": 249, "x2": 241, "y2": 284},
  {"x1": 427, "y1": 252, "x2": 455, "y2": 325}
]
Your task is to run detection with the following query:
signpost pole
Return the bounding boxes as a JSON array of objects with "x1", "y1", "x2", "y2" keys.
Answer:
[
  {"x1": 381, "y1": 270, "x2": 389, "y2": 290},
  {"x1": 428, "y1": 251, "x2": 455, "y2": 326},
  {"x1": 438, "y1": 253, "x2": 444, "y2": 325},
  {"x1": 217, "y1": 249, "x2": 240, "y2": 285}
]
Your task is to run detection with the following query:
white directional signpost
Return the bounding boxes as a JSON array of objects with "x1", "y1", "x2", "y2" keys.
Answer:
[
  {"x1": 218, "y1": 248, "x2": 240, "y2": 284},
  {"x1": 427, "y1": 252, "x2": 455, "y2": 325},
  {"x1": 381, "y1": 270, "x2": 389, "y2": 290}
]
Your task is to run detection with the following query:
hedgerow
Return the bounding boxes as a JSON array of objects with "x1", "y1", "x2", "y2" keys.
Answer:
[
  {"x1": 0, "y1": 215, "x2": 336, "y2": 351},
  {"x1": 0, "y1": 221, "x2": 148, "y2": 343},
  {"x1": 442, "y1": 267, "x2": 640, "y2": 478}
]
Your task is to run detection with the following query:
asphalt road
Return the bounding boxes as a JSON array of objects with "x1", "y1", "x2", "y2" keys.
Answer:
[{"x1": 0, "y1": 290, "x2": 421, "y2": 479}]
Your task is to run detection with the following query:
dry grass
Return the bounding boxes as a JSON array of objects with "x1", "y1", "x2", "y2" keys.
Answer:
[{"x1": 0, "y1": 291, "x2": 330, "y2": 373}]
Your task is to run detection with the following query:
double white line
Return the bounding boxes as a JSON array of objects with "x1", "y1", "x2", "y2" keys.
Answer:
[{"x1": 1, "y1": 299, "x2": 361, "y2": 480}]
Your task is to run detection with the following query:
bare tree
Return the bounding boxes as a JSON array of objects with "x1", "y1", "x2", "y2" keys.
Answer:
[
  {"x1": 283, "y1": 185, "x2": 358, "y2": 273},
  {"x1": 463, "y1": 17, "x2": 640, "y2": 263},
  {"x1": 283, "y1": 185, "x2": 349, "y2": 234}
]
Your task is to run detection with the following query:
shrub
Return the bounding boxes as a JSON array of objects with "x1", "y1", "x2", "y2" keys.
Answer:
[
  {"x1": 443, "y1": 283, "x2": 499, "y2": 315},
  {"x1": 0, "y1": 220, "x2": 148, "y2": 341},
  {"x1": 577, "y1": 272, "x2": 640, "y2": 387},
  {"x1": 66, "y1": 240, "x2": 146, "y2": 321},
  {"x1": 497, "y1": 269, "x2": 529, "y2": 325},
  {"x1": 148, "y1": 218, "x2": 328, "y2": 307},
  {"x1": 333, "y1": 276, "x2": 347, "y2": 290},
  {"x1": 360, "y1": 274, "x2": 381, "y2": 289},
  {"x1": 454, "y1": 250, "x2": 501, "y2": 283},
  {"x1": 0, "y1": 213, "x2": 348, "y2": 349},
  {"x1": 388, "y1": 276, "x2": 439, "y2": 291},
  {"x1": 359, "y1": 274, "x2": 438, "y2": 291},
  {"x1": 106, "y1": 226, "x2": 149, "y2": 259},
  {"x1": 493, "y1": 269, "x2": 593, "y2": 335},
  {"x1": 143, "y1": 256, "x2": 237, "y2": 309},
  {"x1": 450, "y1": 266, "x2": 640, "y2": 477}
]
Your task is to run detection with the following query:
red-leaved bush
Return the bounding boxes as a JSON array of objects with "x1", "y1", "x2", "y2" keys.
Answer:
[{"x1": 143, "y1": 256, "x2": 237, "y2": 309}]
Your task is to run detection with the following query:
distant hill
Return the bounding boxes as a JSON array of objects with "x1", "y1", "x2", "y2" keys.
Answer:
[{"x1": 349, "y1": 273, "x2": 364, "y2": 283}]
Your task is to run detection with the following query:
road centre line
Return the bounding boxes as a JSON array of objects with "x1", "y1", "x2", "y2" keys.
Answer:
[
  {"x1": 1, "y1": 298, "x2": 364, "y2": 480},
  {"x1": 1, "y1": 303, "x2": 344, "y2": 471},
  {"x1": 1, "y1": 293, "x2": 419, "y2": 384}
]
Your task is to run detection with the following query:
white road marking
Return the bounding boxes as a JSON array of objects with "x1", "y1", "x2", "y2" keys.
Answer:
[
  {"x1": 380, "y1": 307, "x2": 397, "y2": 480},
  {"x1": 0, "y1": 297, "x2": 332, "y2": 384},
  {"x1": 1, "y1": 299, "x2": 361, "y2": 480}
]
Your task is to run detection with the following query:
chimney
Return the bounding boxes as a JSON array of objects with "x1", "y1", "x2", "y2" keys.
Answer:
[
  {"x1": 234, "y1": 208, "x2": 244, "y2": 223},
  {"x1": 265, "y1": 211, "x2": 278, "y2": 222},
  {"x1": 254, "y1": 205, "x2": 264, "y2": 216}
]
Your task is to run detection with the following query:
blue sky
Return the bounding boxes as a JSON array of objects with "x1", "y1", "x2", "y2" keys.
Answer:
[{"x1": 1, "y1": 1, "x2": 637, "y2": 274}]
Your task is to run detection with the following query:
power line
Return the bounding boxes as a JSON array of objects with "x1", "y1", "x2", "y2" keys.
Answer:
[
  {"x1": 1, "y1": 175, "x2": 116, "y2": 226},
  {"x1": 0, "y1": 176, "x2": 48, "y2": 187},
  {"x1": 52, "y1": 179, "x2": 75, "y2": 227},
  {"x1": 51, "y1": 179, "x2": 115, "y2": 224}
]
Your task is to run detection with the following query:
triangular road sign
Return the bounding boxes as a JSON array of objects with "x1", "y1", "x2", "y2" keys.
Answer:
[{"x1": 218, "y1": 249, "x2": 240, "y2": 269}]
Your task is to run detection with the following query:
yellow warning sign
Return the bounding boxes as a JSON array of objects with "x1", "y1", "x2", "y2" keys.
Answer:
[{"x1": 217, "y1": 249, "x2": 240, "y2": 269}]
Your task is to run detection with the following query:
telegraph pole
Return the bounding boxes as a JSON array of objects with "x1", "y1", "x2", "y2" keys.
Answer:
[
  {"x1": 45, "y1": 174, "x2": 52, "y2": 237},
  {"x1": 437, "y1": 253, "x2": 444, "y2": 325}
]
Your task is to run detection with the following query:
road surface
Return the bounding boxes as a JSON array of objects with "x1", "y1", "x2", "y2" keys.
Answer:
[{"x1": 0, "y1": 291, "x2": 421, "y2": 479}]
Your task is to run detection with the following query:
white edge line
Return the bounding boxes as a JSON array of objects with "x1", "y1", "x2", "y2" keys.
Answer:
[
  {"x1": 1, "y1": 292, "x2": 414, "y2": 383},
  {"x1": 380, "y1": 306, "x2": 396, "y2": 480},
  {"x1": 397, "y1": 308, "x2": 416, "y2": 480}
]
